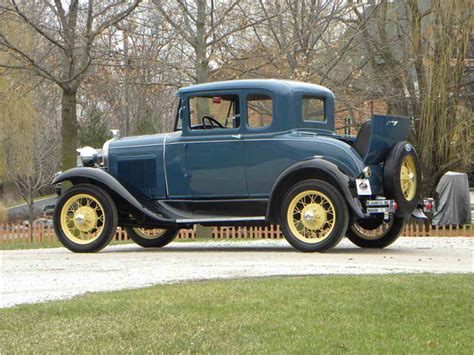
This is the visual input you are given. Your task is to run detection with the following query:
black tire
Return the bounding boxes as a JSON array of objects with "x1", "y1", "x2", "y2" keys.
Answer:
[
  {"x1": 279, "y1": 180, "x2": 349, "y2": 252},
  {"x1": 357, "y1": 215, "x2": 384, "y2": 230},
  {"x1": 53, "y1": 184, "x2": 118, "y2": 253},
  {"x1": 125, "y1": 227, "x2": 178, "y2": 248},
  {"x1": 347, "y1": 216, "x2": 406, "y2": 248},
  {"x1": 384, "y1": 141, "x2": 420, "y2": 215}
]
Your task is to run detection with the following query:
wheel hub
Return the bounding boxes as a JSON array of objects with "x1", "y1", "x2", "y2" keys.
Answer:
[
  {"x1": 301, "y1": 204, "x2": 326, "y2": 230},
  {"x1": 400, "y1": 155, "x2": 417, "y2": 201},
  {"x1": 73, "y1": 206, "x2": 97, "y2": 232}
]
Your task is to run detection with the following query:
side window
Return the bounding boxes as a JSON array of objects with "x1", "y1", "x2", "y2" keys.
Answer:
[
  {"x1": 247, "y1": 94, "x2": 272, "y2": 128},
  {"x1": 302, "y1": 96, "x2": 325, "y2": 122},
  {"x1": 189, "y1": 95, "x2": 239, "y2": 130}
]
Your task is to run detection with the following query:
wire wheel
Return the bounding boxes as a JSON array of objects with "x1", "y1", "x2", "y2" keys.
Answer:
[
  {"x1": 60, "y1": 193, "x2": 105, "y2": 245},
  {"x1": 400, "y1": 155, "x2": 417, "y2": 201},
  {"x1": 132, "y1": 228, "x2": 167, "y2": 240},
  {"x1": 286, "y1": 190, "x2": 336, "y2": 243},
  {"x1": 352, "y1": 218, "x2": 394, "y2": 240}
]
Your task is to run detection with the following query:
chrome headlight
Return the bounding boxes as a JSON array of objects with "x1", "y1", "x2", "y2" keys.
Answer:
[{"x1": 76, "y1": 146, "x2": 98, "y2": 167}]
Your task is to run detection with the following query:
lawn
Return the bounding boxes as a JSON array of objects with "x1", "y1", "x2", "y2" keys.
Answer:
[
  {"x1": 1, "y1": 274, "x2": 472, "y2": 353},
  {"x1": 0, "y1": 239, "x2": 136, "y2": 250}
]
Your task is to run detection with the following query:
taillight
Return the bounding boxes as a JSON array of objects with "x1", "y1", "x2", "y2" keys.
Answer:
[{"x1": 393, "y1": 201, "x2": 398, "y2": 210}]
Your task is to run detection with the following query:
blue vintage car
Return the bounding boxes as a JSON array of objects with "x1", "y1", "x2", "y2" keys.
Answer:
[{"x1": 52, "y1": 79, "x2": 420, "y2": 252}]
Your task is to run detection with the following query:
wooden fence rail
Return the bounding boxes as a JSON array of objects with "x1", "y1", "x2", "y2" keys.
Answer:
[{"x1": 0, "y1": 222, "x2": 472, "y2": 245}]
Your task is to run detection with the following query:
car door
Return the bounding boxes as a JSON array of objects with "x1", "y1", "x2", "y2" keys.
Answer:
[{"x1": 182, "y1": 91, "x2": 247, "y2": 198}]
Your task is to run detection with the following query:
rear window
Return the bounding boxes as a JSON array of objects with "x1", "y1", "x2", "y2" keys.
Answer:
[
  {"x1": 302, "y1": 96, "x2": 325, "y2": 122},
  {"x1": 247, "y1": 94, "x2": 272, "y2": 128}
]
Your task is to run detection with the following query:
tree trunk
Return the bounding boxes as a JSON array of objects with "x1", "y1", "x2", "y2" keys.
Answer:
[
  {"x1": 27, "y1": 199, "x2": 34, "y2": 241},
  {"x1": 60, "y1": 90, "x2": 79, "y2": 170},
  {"x1": 194, "y1": 0, "x2": 212, "y2": 239},
  {"x1": 195, "y1": 0, "x2": 209, "y2": 84},
  {"x1": 123, "y1": 29, "x2": 131, "y2": 136}
]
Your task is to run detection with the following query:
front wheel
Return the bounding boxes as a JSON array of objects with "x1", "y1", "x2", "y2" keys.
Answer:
[
  {"x1": 53, "y1": 184, "x2": 118, "y2": 253},
  {"x1": 346, "y1": 216, "x2": 406, "y2": 248},
  {"x1": 280, "y1": 180, "x2": 349, "y2": 252},
  {"x1": 125, "y1": 227, "x2": 178, "y2": 248}
]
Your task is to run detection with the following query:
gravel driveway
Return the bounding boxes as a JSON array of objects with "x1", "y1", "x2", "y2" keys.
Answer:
[{"x1": 1, "y1": 237, "x2": 472, "y2": 308}]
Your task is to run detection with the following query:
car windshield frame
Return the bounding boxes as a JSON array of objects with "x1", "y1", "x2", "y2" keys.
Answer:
[{"x1": 174, "y1": 99, "x2": 183, "y2": 131}]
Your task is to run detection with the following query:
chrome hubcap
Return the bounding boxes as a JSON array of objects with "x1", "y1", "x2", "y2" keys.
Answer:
[
  {"x1": 304, "y1": 210, "x2": 315, "y2": 222},
  {"x1": 74, "y1": 214, "x2": 85, "y2": 224}
]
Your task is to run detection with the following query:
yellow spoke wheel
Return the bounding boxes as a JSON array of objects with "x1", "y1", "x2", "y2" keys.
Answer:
[
  {"x1": 352, "y1": 218, "x2": 394, "y2": 241},
  {"x1": 287, "y1": 190, "x2": 336, "y2": 244},
  {"x1": 126, "y1": 227, "x2": 178, "y2": 248},
  {"x1": 54, "y1": 185, "x2": 118, "y2": 253},
  {"x1": 347, "y1": 217, "x2": 406, "y2": 249},
  {"x1": 280, "y1": 180, "x2": 348, "y2": 252},
  {"x1": 60, "y1": 194, "x2": 106, "y2": 245},
  {"x1": 132, "y1": 228, "x2": 167, "y2": 240},
  {"x1": 400, "y1": 155, "x2": 417, "y2": 201}
]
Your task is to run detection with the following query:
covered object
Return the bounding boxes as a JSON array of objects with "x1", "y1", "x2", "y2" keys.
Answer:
[{"x1": 432, "y1": 172, "x2": 471, "y2": 226}]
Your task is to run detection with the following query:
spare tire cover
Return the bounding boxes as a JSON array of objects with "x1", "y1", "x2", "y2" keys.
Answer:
[{"x1": 383, "y1": 141, "x2": 420, "y2": 215}]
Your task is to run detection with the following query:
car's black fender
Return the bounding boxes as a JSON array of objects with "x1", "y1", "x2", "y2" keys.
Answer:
[
  {"x1": 266, "y1": 158, "x2": 366, "y2": 222},
  {"x1": 53, "y1": 168, "x2": 174, "y2": 225}
]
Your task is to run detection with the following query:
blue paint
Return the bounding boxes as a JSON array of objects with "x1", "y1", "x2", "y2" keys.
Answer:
[{"x1": 106, "y1": 80, "x2": 407, "y2": 201}]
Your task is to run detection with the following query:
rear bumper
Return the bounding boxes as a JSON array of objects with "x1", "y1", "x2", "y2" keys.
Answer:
[{"x1": 365, "y1": 199, "x2": 396, "y2": 214}]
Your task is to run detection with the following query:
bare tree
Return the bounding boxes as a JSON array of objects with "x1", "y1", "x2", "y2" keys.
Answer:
[
  {"x1": 6, "y1": 120, "x2": 59, "y2": 238},
  {"x1": 0, "y1": 0, "x2": 140, "y2": 170},
  {"x1": 80, "y1": 7, "x2": 179, "y2": 136},
  {"x1": 349, "y1": 0, "x2": 473, "y2": 194},
  {"x1": 153, "y1": 0, "x2": 268, "y2": 84}
]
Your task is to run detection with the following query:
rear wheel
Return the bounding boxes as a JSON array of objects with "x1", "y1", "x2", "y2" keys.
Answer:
[
  {"x1": 279, "y1": 180, "x2": 349, "y2": 252},
  {"x1": 346, "y1": 216, "x2": 406, "y2": 248},
  {"x1": 53, "y1": 184, "x2": 118, "y2": 253},
  {"x1": 126, "y1": 227, "x2": 178, "y2": 248}
]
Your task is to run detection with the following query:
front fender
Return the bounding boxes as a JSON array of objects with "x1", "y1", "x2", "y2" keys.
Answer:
[
  {"x1": 53, "y1": 168, "x2": 171, "y2": 223},
  {"x1": 267, "y1": 158, "x2": 366, "y2": 220}
]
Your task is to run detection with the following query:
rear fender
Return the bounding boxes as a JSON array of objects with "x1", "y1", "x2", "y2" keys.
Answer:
[
  {"x1": 266, "y1": 158, "x2": 366, "y2": 221},
  {"x1": 53, "y1": 168, "x2": 173, "y2": 224}
]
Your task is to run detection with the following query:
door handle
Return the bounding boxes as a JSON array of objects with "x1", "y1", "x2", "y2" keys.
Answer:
[{"x1": 231, "y1": 134, "x2": 241, "y2": 139}]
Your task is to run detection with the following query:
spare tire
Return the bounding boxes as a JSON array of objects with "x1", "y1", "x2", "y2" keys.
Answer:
[{"x1": 383, "y1": 141, "x2": 420, "y2": 215}]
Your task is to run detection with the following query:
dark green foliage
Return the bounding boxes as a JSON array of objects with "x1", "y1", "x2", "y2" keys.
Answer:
[
  {"x1": 134, "y1": 110, "x2": 156, "y2": 136},
  {"x1": 78, "y1": 109, "x2": 109, "y2": 148}
]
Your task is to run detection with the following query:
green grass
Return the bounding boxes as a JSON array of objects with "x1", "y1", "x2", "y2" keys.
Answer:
[
  {"x1": 0, "y1": 239, "x2": 135, "y2": 250},
  {"x1": 0, "y1": 238, "x2": 233, "y2": 250},
  {"x1": 1, "y1": 274, "x2": 472, "y2": 353},
  {"x1": 0, "y1": 240, "x2": 62, "y2": 250},
  {"x1": 5, "y1": 194, "x2": 56, "y2": 208}
]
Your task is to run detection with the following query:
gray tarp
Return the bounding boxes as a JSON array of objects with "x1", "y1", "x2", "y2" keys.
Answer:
[{"x1": 432, "y1": 172, "x2": 471, "y2": 226}]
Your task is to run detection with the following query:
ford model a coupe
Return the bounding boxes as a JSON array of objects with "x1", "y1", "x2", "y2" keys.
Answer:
[{"x1": 52, "y1": 79, "x2": 421, "y2": 253}]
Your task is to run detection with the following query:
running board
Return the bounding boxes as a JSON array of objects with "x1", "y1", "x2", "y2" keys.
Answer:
[{"x1": 176, "y1": 216, "x2": 266, "y2": 223}]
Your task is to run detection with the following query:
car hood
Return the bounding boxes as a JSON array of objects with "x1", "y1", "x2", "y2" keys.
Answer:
[{"x1": 108, "y1": 132, "x2": 177, "y2": 150}]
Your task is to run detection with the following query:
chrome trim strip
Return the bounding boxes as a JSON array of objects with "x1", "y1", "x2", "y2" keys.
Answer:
[
  {"x1": 113, "y1": 143, "x2": 164, "y2": 149},
  {"x1": 102, "y1": 138, "x2": 115, "y2": 169},
  {"x1": 163, "y1": 133, "x2": 170, "y2": 196},
  {"x1": 176, "y1": 216, "x2": 266, "y2": 223}
]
